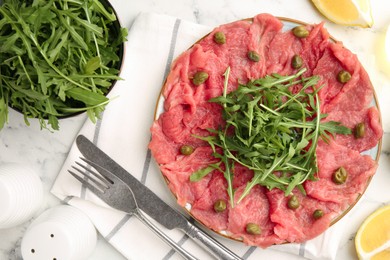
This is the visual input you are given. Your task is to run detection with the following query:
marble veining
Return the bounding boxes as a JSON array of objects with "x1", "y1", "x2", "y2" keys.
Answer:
[{"x1": 1, "y1": 0, "x2": 390, "y2": 259}]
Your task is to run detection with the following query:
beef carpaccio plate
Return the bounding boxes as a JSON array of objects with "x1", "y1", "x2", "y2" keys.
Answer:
[{"x1": 149, "y1": 13, "x2": 383, "y2": 247}]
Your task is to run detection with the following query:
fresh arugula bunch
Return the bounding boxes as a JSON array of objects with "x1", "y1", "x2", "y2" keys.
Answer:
[
  {"x1": 0, "y1": 0, "x2": 127, "y2": 130},
  {"x1": 191, "y1": 67, "x2": 351, "y2": 207}
]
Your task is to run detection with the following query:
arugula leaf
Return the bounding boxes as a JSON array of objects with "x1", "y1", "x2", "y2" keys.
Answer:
[
  {"x1": 91, "y1": 0, "x2": 116, "y2": 22},
  {"x1": 238, "y1": 153, "x2": 288, "y2": 204},
  {"x1": 0, "y1": 97, "x2": 8, "y2": 130},
  {"x1": 190, "y1": 163, "x2": 221, "y2": 182},
  {"x1": 66, "y1": 87, "x2": 108, "y2": 106},
  {"x1": 84, "y1": 57, "x2": 101, "y2": 74},
  {"x1": 194, "y1": 67, "x2": 352, "y2": 206}
]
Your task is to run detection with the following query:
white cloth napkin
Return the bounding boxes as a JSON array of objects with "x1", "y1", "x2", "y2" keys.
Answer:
[{"x1": 51, "y1": 12, "x2": 356, "y2": 260}]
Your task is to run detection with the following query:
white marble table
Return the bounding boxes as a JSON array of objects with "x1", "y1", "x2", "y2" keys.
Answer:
[{"x1": 1, "y1": 0, "x2": 389, "y2": 259}]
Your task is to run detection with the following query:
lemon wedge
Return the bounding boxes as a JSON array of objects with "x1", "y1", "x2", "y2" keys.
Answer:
[
  {"x1": 386, "y1": 24, "x2": 390, "y2": 63},
  {"x1": 355, "y1": 204, "x2": 390, "y2": 259},
  {"x1": 311, "y1": 0, "x2": 373, "y2": 28}
]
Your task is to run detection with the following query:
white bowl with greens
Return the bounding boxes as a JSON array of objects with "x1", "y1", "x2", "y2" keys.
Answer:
[{"x1": 0, "y1": 0, "x2": 127, "y2": 130}]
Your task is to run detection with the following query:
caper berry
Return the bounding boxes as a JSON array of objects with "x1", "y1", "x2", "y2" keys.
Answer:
[
  {"x1": 337, "y1": 70, "x2": 352, "y2": 84},
  {"x1": 246, "y1": 223, "x2": 261, "y2": 235},
  {"x1": 192, "y1": 71, "x2": 209, "y2": 86},
  {"x1": 354, "y1": 122, "x2": 365, "y2": 139},
  {"x1": 287, "y1": 195, "x2": 300, "y2": 210},
  {"x1": 213, "y1": 31, "x2": 226, "y2": 44},
  {"x1": 332, "y1": 167, "x2": 348, "y2": 185},
  {"x1": 313, "y1": 209, "x2": 324, "y2": 220},
  {"x1": 292, "y1": 26, "x2": 309, "y2": 38},
  {"x1": 247, "y1": 50, "x2": 260, "y2": 62},
  {"x1": 291, "y1": 54, "x2": 303, "y2": 69},
  {"x1": 180, "y1": 145, "x2": 194, "y2": 155},
  {"x1": 213, "y1": 199, "x2": 227, "y2": 212}
]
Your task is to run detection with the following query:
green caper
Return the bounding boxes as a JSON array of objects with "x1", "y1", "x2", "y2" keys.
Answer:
[
  {"x1": 332, "y1": 166, "x2": 348, "y2": 184},
  {"x1": 313, "y1": 209, "x2": 324, "y2": 220},
  {"x1": 246, "y1": 223, "x2": 261, "y2": 235},
  {"x1": 247, "y1": 50, "x2": 260, "y2": 62},
  {"x1": 337, "y1": 70, "x2": 352, "y2": 83},
  {"x1": 292, "y1": 26, "x2": 309, "y2": 38},
  {"x1": 213, "y1": 31, "x2": 226, "y2": 44},
  {"x1": 291, "y1": 54, "x2": 303, "y2": 69},
  {"x1": 213, "y1": 199, "x2": 227, "y2": 212},
  {"x1": 287, "y1": 195, "x2": 300, "y2": 210},
  {"x1": 180, "y1": 145, "x2": 194, "y2": 155},
  {"x1": 192, "y1": 71, "x2": 209, "y2": 86},
  {"x1": 354, "y1": 122, "x2": 365, "y2": 139}
]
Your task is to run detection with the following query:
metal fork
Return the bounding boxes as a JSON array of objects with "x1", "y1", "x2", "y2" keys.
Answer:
[{"x1": 68, "y1": 157, "x2": 198, "y2": 260}]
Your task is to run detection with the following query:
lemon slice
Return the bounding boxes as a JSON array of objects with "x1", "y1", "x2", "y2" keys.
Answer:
[
  {"x1": 311, "y1": 0, "x2": 373, "y2": 28},
  {"x1": 355, "y1": 204, "x2": 390, "y2": 259}
]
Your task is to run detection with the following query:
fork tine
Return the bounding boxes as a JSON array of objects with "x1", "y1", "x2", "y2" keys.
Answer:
[
  {"x1": 75, "y1": 161, "x2": 112, "y2": 186},
  {"x1": 80, "y1": 157, "x2": 118, "y2": 184},
  {"x1": 68, "y1": 166, "x2": 107, "y2": 192},
  {"x1": 68, "y1": 170, "x2": 105, "y2": 195}
]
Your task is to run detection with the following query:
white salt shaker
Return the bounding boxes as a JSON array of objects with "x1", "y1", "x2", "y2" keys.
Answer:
[
  {"x1": 21, "y1": 205, "x2": 97, "y2": 260},
  {"x1": 0, "y1": 163, "x2": 43, "y2": 229}
]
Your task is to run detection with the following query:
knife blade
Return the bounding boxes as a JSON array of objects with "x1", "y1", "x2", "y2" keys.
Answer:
[{"x1": 76, "y1": 135, "x2": 241, "y2": 260}]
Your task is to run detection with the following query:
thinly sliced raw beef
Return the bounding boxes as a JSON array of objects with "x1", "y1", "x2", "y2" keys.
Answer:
[
  {"x1": 267, "y1": 189, "x2": 339, "y2": 243},
  {"x1": 246, "y1": 14, "x2": 284, "y2": 79},
  {"x1": 232, "y1": 163, "x2": 255, "y2": 189},
  {"x1": 198, "y1": 20, "x2": 252, "y2": 89},
  {"x1": 159, "y1": 105, "x2": 191, "y2": 144},
  {"x1": 321, "y1": 43, "x2": 373, "y2": 113},
  {"x1": 264, "y1": 29, "x2": 303, "y2": 75},
  {"x1": 160, "y1": 146, "x2": 218, "y2": 206},
  {"x1": 149, "y1": 13, "x2": 382, "y2": 248},
  {"x1": 314, "y1": 46, "x2": 347, "y2": 106},
  {"x1": 324, "y1": 106, "x2": 382, "y2": 152},
  {"x1": 191, "y1": 172, "x2": 230, "y2": 231},
  {"x1": 304, "y1": 140, "x2": 378, "y2": 209},
  {"x1": 163, "y1": 50, "x2": 192, "y2": 104},
  {"x1": 300, "y1": 22, "x2": 330, "y2": 73},
  {"x1": 228, "y1": 186, "x2": 284, "y2": 247},
  {"x1": 149, "y1": 121, "x2": 178, "y2": 164},
  {"x1": 149, "y1": 101, "x2": 224, "y2": 165}
]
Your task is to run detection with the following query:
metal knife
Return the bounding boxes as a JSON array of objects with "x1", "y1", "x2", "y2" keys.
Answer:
[{"x1": 76, "y1": 135, "x2": 241, "y2": 260}]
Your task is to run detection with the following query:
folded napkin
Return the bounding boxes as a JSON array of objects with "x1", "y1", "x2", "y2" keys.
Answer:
[{"x1": 51, "y1": 12, "x2": 360, "y2": 260}]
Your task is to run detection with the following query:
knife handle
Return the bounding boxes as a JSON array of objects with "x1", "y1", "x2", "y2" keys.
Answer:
[{"x1": 187, "y1": 222, "x2": 241, "y2": 260}]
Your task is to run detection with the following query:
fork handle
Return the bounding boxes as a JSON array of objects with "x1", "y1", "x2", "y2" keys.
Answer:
[
  {"x1": 186, "y1": 222, "x2": 241, "y2": 260},
  {"x1": 133, "y1": 209, "x2": 198, "y2": 260}
]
